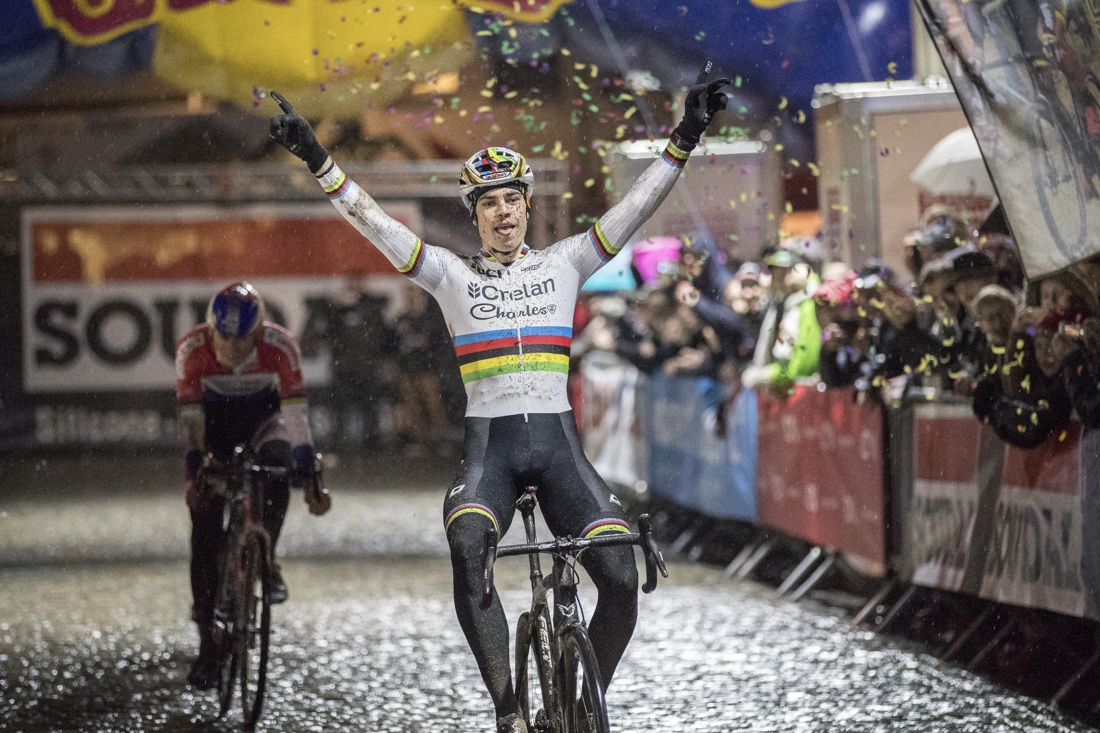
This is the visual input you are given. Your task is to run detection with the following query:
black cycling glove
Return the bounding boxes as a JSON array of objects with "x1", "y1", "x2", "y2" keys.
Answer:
[
  {"x1": 672, "y1": 69, "x2": 731, "y2": 150},
  {"x1": 269, "y1": 91, "x2": 330, "y2": 174}
]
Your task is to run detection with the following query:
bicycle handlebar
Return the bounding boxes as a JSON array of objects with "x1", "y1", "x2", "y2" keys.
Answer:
[
  {"x1": 202, "y1": 447, "x2": 322, "y2": 484},
  {"x1": 202, "y1": 459, "x2": 291, "y2": 480},
  {"x1": 637, "y1": 514, "x2": 668, "y2": 593},
  {"x1": 481, "y1": 514, "x2": 668, "y2": 605}
]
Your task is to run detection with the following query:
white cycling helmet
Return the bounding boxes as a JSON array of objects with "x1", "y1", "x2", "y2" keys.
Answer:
[{"x1": 459, "y1": 147, "x2": 534, "y2": 215}]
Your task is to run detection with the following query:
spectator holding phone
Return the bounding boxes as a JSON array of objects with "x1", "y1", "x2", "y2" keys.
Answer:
[{"x1": 673, "y1": 241, "x2": 753, "y2": 368}]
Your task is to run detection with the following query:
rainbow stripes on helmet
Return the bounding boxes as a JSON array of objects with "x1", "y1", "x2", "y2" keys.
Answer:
[{"x1": 459, "y1": 147, "x2": 534, "y2": 214}]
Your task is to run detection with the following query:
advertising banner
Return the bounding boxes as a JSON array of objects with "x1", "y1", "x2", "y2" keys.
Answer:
[
  {"x1": 918, "y1": 0, "x2": 1100, "y2": 276},
  {"x1": 22, "y1": 203, "x2": 420, "y2": 394},
  {"x1": 907, "y1": 402, "x2": 1092, "y2": 619},
  {"x1": 1081, "y1": 429, "x2": 1100, "y2": 618},
  {"x1": 908, "y1": 402, "x2": 998, "y2": 592},
  {"x1": 578, "y1": 353, "x2": 644, "y2": 490},
  {"x1": 755, "y1": 386, "x2": 886, "y2": 573},
  {"x1": 642, "y1": 373, "x2": 757, "y2": 522},
  {"x1": 983, "y1": 425, "x2": 1085, "y2": 617}
]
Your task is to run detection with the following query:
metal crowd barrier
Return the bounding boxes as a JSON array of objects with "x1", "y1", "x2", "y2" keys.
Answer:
[{"x1": 577, "y1": 355, "x2": 1097, "y2": 626}]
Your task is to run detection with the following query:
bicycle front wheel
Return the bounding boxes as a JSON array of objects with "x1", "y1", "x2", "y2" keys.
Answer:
[
  {"x1": 515, "y1": 609, "x2": 558, "y2": 732},
  {"x1": 237, "y1": 531, "x2": 271, "y2": 727},
  {"x1": 213, "y1": 533, "x2": 242, "y2": 718},
  {"x1": 559, "y1": 625, "x2": 609, "y2": 733}
]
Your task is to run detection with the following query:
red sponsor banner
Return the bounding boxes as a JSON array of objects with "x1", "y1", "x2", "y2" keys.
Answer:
[
  {"x1": 906, "y1": 403, "x2": 1090, "y2": 619},
  {"x1": 1001, "y1": 423, "x2": 1081, "y2": 495},
  {"x1": 32, "y1": 0, "x2": 159, "y2": 45},
  {"x1": 756, "y1": 386, "x2": 886, "y2": 570},
  {"x1": 913, "y1": 407, "x2": 983, "y2": 484},
  {"x1": 982, "y1": 424, "x2": 1086, "y2": 617},
  {"x1": 908, "y1": 403, "x2": 989, "y2": 592}
]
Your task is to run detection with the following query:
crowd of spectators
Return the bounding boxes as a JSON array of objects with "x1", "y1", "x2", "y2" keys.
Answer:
[
  {"x1": 295, "y1": 203, "x2": 1100, "y2": 456},
  {"x1": 573, "y1": 205, "x2": 1100, "y2": 450},
  {"x1": 301, "y1": 274, "x2": 464, "y2": 454}
]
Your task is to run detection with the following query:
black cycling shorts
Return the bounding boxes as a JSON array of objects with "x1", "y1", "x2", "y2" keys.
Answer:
[{"x1": 443, "y1": 411, "x2": 629, "y2": 541}]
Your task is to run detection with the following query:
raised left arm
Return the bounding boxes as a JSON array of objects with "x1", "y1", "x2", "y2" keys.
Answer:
[{"x1": 561, "y1": 67, "x2": 729, "y2": 281}]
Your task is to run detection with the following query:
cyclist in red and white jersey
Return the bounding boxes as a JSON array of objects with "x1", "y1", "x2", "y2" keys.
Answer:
[
  {"x1": 176, "y1": 281, "x2": 331, "y2": 690},
  {"x1": 270, "y1": 71, "x2": 728, "y2": 733}
]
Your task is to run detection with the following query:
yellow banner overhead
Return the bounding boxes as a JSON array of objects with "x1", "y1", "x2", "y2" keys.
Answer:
[
  {"x1": 154, "y1": 0, "x2": 472, "y2": 116},
  {"x1": 455, "y1": 0, "x2": 573, "y2": 23}
]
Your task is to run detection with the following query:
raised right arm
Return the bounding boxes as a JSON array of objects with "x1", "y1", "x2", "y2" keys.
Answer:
[
  {"x1": 313, "y1": 157, "x2": 448, "y2": 292},
  {"x1": 268, "y1": 92, "x2": 450, "y2": 292}
]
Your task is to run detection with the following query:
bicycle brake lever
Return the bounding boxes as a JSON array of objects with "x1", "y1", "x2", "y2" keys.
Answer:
[
  {"x1": 638, "y1": 514, "x2": 668, "y2": 593},
  {"x1": 482, "y1": 527, "x2": 499, "y2": 609}
]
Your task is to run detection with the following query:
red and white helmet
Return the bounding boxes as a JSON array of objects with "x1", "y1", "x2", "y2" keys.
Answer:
[{"x1": 458, "y1": 147, "x2": 534, "y2": 214}]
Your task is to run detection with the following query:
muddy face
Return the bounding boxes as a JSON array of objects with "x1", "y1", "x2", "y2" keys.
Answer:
[{"x1": 473, "y1": 187, "x2": 528, "y2": 263}]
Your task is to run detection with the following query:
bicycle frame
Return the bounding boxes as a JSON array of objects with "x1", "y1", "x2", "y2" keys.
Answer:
[
  {"x1": 483, "y1": 487, "x2": 667, "y2": 733},
  {"x1": 514, "y1": 491, "x2": 586, "y2": 633},
  {"x1": 207, "y1": 444, "x2": 289, "y2": 725},
  {"x1": 485, "y1": 492, "x2": 667, "y2": 602},
  {"x1": 230, "y1": 451, "x2": 283, "y2": 540}
]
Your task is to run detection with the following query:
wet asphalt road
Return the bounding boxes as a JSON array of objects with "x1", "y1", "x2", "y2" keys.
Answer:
[{"x1": 1, "y1": 454, "x2": 1096, "y2": 733}]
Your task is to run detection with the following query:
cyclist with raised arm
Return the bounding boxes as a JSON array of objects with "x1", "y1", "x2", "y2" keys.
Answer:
[
  {"x1": 270, "y1": 69, "x2": 728, "y2": 733},
  {"x1": 176, "y1": 281, "x2": 331, "y2": 690}
]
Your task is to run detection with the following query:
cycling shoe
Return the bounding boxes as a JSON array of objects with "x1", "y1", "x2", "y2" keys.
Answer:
[
  {"x1": 269, "y1": 565, "x2": 288, "y2": 604},
  {"x1": 187, "y1": 656, "x2": 219, "y2": 690},
  {"x1": 187, "y1": 627, "x2": 219, "y2": 690},
  {"x1": 496, "y1": 712, "x2": 528, "y2": 733}
]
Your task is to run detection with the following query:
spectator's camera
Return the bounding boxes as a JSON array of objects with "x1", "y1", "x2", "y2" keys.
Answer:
[
  {"x1": 1060, "y1": 322, "x2": 1085, "y2": 339},
  {"x1": 656, "y1": 260, "x2": 679, "y2": 278},
  {"x1": 854, "y1": 274, "x2": 887, "y2": 291}
]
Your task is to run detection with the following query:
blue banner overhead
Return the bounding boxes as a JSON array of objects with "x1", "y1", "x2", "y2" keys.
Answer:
[{"x1": 471, "y1": 0, "x2": 914, "y2": 161}]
